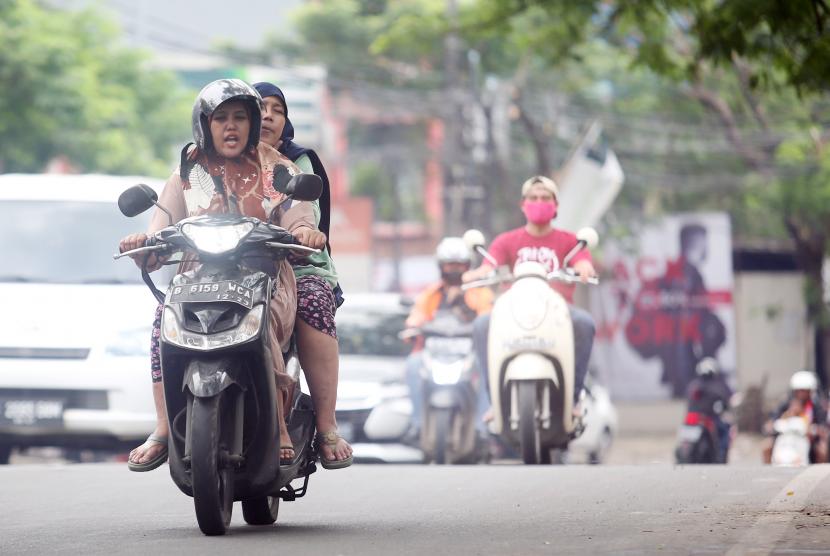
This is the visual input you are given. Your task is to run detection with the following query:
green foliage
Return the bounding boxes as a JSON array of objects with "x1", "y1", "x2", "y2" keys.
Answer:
[
  {"x1": 455, "y1": 0, "x2": 830, "y2": 95},
  {"x1": 269, "y1": 0, "x2": 445, "y2": 87},
  {"x1": 693, "y1": 0, "x2": 830, "y2": 93},
  {"x1": 0, "y1": 0, "x2": 190, "y2": 176},
  {"x1": 773, "y1": 135, "x2": 830, "y2": 237}
]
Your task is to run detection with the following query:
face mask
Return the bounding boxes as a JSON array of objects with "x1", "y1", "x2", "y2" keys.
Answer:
[
  {"x1": 441, "y1": 271, "x2": 464, "y2": 286},
  {"x1": 522, "y1": 200, "x2": 557, "y2": 225}
]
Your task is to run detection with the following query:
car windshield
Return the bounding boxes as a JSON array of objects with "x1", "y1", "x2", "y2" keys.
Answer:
[
  {"x1": 336, "y1": 305, "x2": 409, "y2": 357},
  {"x1": 0, "y1": 200, "x2": 162, "y2": 284}
]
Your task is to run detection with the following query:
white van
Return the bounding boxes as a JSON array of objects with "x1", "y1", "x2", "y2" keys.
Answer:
[{"x1": 0, "y1": 174, "x2": 169, "y2": 462}]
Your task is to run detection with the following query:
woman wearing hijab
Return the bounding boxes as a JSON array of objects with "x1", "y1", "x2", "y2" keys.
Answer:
[
  {"x1": 121, "y1": 79, "x2": 340, "y2": 471},
  {"x1": 252, "y1": 82, "x2": 351, "y2": 469}
]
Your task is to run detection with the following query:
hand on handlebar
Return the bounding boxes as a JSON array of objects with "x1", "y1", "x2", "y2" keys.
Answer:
[
  {"x1": 572, "y1": 260, "x2": 597, "y2": 283},
  {"x1": 294, "y1": 227, "x2": 327, "y2": 250},
  {"x1": 118, "y1": 233, "x2": 167, "y2": 272}
]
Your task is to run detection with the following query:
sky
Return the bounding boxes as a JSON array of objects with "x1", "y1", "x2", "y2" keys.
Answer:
[{"x1": 48, "y1": 0, "x2": 303, "y2": 51}]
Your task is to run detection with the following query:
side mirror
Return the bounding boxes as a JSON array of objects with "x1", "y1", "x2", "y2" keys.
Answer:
[
  {"x1": 285, "y1": 174, "x2": 323, "y2": 202},
  {"x1": 576, "y1": 227, "x2": 599, "y2": 249},
  {"x1": 463, "y1": 229, "x2": 486, "y2": 250},
  {"x1": 118, "y1": 184, "x2": 158, "y2": 217},
  {"x1": 272, "y1": 164, "x2": 323, "y2": 201}
]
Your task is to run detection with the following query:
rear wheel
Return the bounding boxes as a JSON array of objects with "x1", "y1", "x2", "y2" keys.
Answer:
[
  {"x1": 191, "y1": 395, "x2": 234, "y2": 536},
  {"x1": 696, "y1": 432, "x2": 716, "y2": 464},
  {"x1": 434, "y1": 409, "x2": 452, "y2": 464},
  {"x1": 242, "y1": 496, "x2": 280, "y2": 525},
  {"x1": 518, "y1": 381, "x2": 542, "y2": 465},
  {"x1": 675, "y1": 442, "x2": 693, "y2": 464}
]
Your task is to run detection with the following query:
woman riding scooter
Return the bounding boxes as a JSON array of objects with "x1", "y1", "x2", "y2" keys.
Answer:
[
  {"x1": 762, "y1": 370, "x2": 828, "y2": 464},
  {"x1": 122, "y1": 79, "x2": 352, "y2": 472}
]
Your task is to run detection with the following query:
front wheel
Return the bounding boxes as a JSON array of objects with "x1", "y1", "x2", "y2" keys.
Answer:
[
  {"x1": 518, "y1": 381, "x2": 542, "y2": 465},
  {"x1": 433, "y1": 409, "x2": 452, "y2": 464},
  {"x1": 191, "y1": 395, "x2": 234, "y2": 536},
  {"x1": 242, "y1": 496, "x2": 280, "y2": 525}
]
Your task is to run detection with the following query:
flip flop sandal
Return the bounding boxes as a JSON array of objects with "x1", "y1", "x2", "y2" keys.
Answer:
[
  {"x1": 127, "y1": 434, "x2": 168, "y2": 472},
  {"x1": 280, "y1": 445, "x2": 296, "y2": 466},
  {"x1": 315, "y1": 431, "x2": 353, "y2": 470}
]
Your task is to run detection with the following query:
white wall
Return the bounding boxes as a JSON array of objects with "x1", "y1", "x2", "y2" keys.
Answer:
[{"x1": 733, "y1": 272, "x2": 812, "y2": 401}]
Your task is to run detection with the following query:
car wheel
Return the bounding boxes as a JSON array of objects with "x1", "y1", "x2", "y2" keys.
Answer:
[{"x1": 0, "y1": 443, "x2": 12, "y2": 465}]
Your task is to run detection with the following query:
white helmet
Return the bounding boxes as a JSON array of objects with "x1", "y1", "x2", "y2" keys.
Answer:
[
  {"x1": 435, "y1": 237, "x2": 471, "y2": 265},
  {"x1": 695, "y1": 357, "x2": 719, "y2": 377},
  {"x1": 789, "y1": 370, "x2": 818, "y2": 392}
]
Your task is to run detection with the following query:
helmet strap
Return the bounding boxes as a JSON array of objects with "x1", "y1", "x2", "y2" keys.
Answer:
[{"x1": 179, "y1": 142, "x2": 195, "y2": 182}]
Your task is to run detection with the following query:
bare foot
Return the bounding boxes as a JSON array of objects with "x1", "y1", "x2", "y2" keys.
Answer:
[
  {"x1": 129, "y1": 428, "x2": 168, "y2": 465},
  {"x1": 279, "y1": 416, "x2": 294, "y2": 462},
  {"x1": 318, "y1": 433, "x2": 352, "y2": 462},
  {"x1": 280, "y1": 446, "x2": 295, "y2": 462}
]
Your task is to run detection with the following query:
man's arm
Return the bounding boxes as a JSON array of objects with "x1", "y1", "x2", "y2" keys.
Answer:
[{"x1": 463, "y1": 234, "x2": 509, "y2": 282}]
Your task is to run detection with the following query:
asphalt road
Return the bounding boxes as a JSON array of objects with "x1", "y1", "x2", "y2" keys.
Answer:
[{"x1": 1, "y1": 463, "x2": 829, "y2": 555}]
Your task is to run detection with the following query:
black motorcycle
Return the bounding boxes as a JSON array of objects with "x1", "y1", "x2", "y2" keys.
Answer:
[{"x1": 115, "y1": 176, "x2": 322, "y2": 535}]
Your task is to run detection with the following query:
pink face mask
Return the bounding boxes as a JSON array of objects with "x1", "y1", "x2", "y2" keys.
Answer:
[{"x1": 522, "y1": 200, "x2": 557, "y2": 224}]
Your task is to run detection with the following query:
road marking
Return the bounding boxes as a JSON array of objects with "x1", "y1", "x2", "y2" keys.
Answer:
[{"x1": 726, "y1": 465, "x2": 830, "y2": 556}]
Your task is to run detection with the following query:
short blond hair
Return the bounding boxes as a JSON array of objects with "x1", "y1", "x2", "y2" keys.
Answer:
[{"x1": 521, "y1": 175, "x2": 559, "y2": 200}]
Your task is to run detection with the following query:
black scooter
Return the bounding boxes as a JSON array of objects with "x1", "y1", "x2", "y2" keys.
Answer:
[{"x1": 115, "y1": 175, "x2": 322, "y2": 535}]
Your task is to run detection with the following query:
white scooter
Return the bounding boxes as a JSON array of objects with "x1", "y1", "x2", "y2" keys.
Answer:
[
  {"x1": 463, "y1": 228, "x2": 598, "y2": 464},
  {"x1": 771, "y1": 416, "x2": 811, "y2": 466}
]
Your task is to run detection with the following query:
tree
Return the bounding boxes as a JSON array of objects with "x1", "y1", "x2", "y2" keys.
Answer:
[
  {"x1": 448, "y1": 0, "x2": 830, "y2": 382},
  {"x1": 0, "y1": 0, "x2": 191, "y2": 176}
]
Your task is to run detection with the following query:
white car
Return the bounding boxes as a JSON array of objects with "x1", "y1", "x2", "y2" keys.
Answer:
[
  {"x1": 0, "y1": 174, "x2": 168, "y2": 463},
  {"x1": 330, "y1": 293, "x2": 423, "y2": 463}
]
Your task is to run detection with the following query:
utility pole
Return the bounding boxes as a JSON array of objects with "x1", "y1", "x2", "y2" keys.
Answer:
[{"x1": 443, "y1": 0, "x2": 464, "y2": 236}]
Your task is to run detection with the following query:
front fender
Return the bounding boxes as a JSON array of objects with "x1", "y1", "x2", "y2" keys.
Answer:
[
  {"x1": 503, "y1": 353, "x2": 558, "y2": 384},
  {"x1": 183, "y1": 357, "x2": 245, "y2": 398}
]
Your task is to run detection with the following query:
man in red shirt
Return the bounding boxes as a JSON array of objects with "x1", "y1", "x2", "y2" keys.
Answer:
[{"x1": 464, "y1": 175, "x2": 597, "y2": 408}]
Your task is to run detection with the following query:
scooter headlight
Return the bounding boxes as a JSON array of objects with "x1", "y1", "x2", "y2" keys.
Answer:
[
  {"x1": 511, "y1": 297, "x2": 549, "y2": 330},
  {"x1": 430, "y1": 359, "x2": 468, "y2": 386},
  {"x1": 162, "y1": 304, "x2": 264, "y2": 351},
  {"x1": 181, "y1": 221, "x2": 255, "y2": 254}
]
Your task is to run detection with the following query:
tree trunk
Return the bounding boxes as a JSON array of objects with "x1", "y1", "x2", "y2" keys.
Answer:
[
  {"x1": 514, "y1": 93, "x2": 553, "y2": 177},
  {"x1": 786, "y1": 218, "x2": 829, "y2": 387}
]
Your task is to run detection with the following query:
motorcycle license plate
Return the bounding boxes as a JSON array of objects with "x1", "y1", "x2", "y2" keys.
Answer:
[
  {"x1": 0, "y1": 398, "x2": 64, "y2": 427},
  {"x1": 170, "y1": 281, "x2": 253, "y2": 308},
  {"x1": 678, "y1": 426, "x2": 703, "y2": 442}
]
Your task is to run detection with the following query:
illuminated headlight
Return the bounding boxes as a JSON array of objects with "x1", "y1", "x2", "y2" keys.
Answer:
[
  {"x1": 162, "y1": 304, "x2": 264, "y2": 350},
  {"x1": 430, "y1": 359, "x2": 468, "y2": 385},
  {"x1": 181, "y1": 221, "x2": 255, "y2": 254}
]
